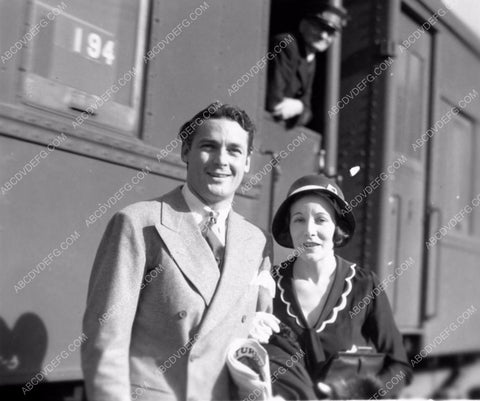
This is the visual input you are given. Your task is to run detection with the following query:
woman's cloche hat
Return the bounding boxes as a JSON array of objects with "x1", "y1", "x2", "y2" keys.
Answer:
[{"x1": 272, "y1": 174, "x2": 355, "y2": 248}]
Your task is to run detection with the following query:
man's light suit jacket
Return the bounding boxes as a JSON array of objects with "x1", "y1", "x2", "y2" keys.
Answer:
[{"x1": 81, "y1": 186, "x2": 272, "y2": 401}]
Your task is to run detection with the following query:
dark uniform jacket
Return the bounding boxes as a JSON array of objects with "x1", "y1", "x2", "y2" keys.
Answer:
[{"x1": 266, "y1": 32, "x2": 316, "y2": 128}]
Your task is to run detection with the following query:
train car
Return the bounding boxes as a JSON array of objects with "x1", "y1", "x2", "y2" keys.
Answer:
[
  {"x1": 336, "y1": 0, "x2": 480, "y2": 397},
  {"x1": 0, "y1": 1, "x2": 319, "y2": 399},
  {"x1": 0, "y1": 0, "x2": 479, "y2": 399}
]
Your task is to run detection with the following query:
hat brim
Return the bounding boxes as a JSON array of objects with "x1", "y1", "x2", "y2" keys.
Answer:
[
  {"x1": 272, "y1": 189, "x2": 355, "y2": 248},
  {"x1": 309, "y1": 18, "x2": 340, "y2": 32}
]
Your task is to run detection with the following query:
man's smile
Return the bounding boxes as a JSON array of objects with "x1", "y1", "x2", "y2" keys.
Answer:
[{"x1": 208, "y1": 172, "x2": 231, "y2": 178}]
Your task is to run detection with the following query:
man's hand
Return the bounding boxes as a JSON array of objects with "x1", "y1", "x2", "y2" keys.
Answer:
[
  {"x1": 248, "y1": 312, "x2": 280, "y2": 343},
  {"x1": 272, "y1": 98, "x2": 304, "y2": 120}
]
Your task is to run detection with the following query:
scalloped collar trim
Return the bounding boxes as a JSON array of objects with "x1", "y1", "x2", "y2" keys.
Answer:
[
  {"x1": 277, "y1": 263, "x2": 304, "y2": 328},
  {"x1": 277, "y1": 262, "x2": 357, "y2": 333}
]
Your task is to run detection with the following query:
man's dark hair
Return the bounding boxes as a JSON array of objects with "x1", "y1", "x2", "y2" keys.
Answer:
[{"x1": 178, "y1": 101, "x2": 256, "y2": 154}]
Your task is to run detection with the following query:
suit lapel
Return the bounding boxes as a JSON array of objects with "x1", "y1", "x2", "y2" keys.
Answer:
[
  {"x1": 154, "y1": 188, "x2": 220, "y2": 305},
  {"x1": 297, "y1": 58, "x2": 311, "y2": 91},
  {"x1": 199, "y1": 211, "x2": 255, "y2": 336},
  {"x1": 295, "y1": 35, "x2": 314, "y2": 90}
]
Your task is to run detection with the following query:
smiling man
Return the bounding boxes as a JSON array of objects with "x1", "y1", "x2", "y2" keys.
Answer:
[
  {"x1": 181, "y1": 114, "x2": 251, "y2": 209},
  {"x1": 81, "y1": 102, "x2": 274, "y2": 401}
]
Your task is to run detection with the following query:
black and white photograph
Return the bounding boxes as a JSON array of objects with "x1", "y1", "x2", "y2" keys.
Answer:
[{"x1": 1, "y1": 0, "x2": 480, "y2": 400}]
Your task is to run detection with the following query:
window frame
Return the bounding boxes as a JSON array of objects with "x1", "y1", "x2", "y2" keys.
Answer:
[{"x1": 20, "y1": 0, "x2": 150, "y2": 136}]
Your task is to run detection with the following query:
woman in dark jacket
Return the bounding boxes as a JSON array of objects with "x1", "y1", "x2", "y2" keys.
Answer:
[{"x1": 265, "y1": 174, "x2": 412, "y2": 399}]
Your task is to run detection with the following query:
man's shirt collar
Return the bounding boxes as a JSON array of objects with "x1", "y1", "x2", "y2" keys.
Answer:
[{"x1": 181, "y1": 184, "x2": 230, "y2": 233}]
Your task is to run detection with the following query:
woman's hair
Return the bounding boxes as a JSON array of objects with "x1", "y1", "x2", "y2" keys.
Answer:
[{"x1": 333, "y1": 224, "x2": 350, "y2": 248}]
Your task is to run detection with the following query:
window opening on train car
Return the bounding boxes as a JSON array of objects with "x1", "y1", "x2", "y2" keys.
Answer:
[
  {"x1": 265, "y1": 1, "x2": 347, "y2": 131},
  {"x1": 21, "y1": 0, "x2": 149, "y2": 135}
]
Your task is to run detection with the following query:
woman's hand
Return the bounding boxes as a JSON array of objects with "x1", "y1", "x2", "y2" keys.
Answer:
[{"x1": 248, "y1": 312, "x2": 281, "y2": 343}]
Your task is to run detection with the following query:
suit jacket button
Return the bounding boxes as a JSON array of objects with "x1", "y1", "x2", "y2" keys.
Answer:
[
  {"x1": 241, "y1": 315, "x2": 247, "y2": 323},
  {"x1": 178, "y1": 310, "x2": 187, "y2": 319},
  {"x1": 189, "y1": 354, "x2": 196, "y2": 362}
]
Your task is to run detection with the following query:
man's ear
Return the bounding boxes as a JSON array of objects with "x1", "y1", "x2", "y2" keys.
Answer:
[
  {"x1": 244, "y1": 154, "x2": 251, "y2": 173},
  {"x1": 181, "y1": 144, "x2": 189, "y2": 163}
]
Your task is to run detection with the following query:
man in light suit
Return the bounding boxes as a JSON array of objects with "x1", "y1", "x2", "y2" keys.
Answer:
[{"x1": 81, "y1": 102, "x2": 276, "y2": 401}]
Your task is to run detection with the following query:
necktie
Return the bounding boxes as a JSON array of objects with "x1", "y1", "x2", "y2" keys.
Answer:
[{"x1": 202, "y1": 211, "x2": 225, "y2": 268}]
